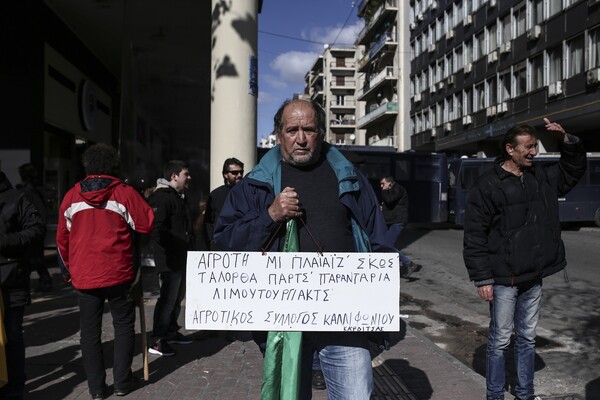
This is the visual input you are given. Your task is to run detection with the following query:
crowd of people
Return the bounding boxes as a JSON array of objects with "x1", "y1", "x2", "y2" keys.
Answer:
[{"x1": 0, "y1": 97, "x2": 584, "y2": 400}]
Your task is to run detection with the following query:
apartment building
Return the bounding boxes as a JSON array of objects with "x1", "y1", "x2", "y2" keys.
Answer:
[
  {"x1": 410, "y1": 0, "x2": 600, "y2": 157},
  {"x1": 305, "y1": 46, "x2": 361, "y2": 145},
  {"x1": 354, "y1": 0, "x2": 413, "y2": 150}
]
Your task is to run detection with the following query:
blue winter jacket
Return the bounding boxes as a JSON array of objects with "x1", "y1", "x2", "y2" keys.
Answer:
[{"x1": 214, "y1": 143, "x2": 393, "y2": 253}]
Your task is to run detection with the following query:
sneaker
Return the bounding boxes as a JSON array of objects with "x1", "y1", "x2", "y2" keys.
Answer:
[
  {"x1": 401, "y1": 262, "x2": 422, "y2": 278},
  {"x1": 148, "y1": 339, "x2": 175, "y2": 356},
  {"x1": 167, "y1": 332, "x2": 193, "y2": 345},
  {"x1": 311, "y1": 370, "x2": 326, "y2": 390}
]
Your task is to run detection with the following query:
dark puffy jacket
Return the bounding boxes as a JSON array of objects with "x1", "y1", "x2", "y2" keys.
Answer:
[
  {"x1": 149, "y1": 183, "x2": 193, "y2": 272},
  {"x1": 463, "y1": 139, "x2": 586, "y2": 286},
  {"x1": 381, "y1": 182, "x2": 408, "y2": 225},
  {"x1": 0, "y1": 172, "x2": 45, "y2": 307},
  {"x1": 205, "y1": 184, "x2": 231, "y2": 246}
]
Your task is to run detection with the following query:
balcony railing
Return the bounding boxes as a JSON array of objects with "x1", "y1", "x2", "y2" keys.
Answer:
[
  {"x1": 369, "y1": 31, "x2": 396, "y2": 58},
  {"x1": 355, "y1": 0, "x2": 398, "y2": 45},
  {"x1": 358, "y1": 31, "x2": 397, "y2": 71},
  {"x1": 330, "y1": 99, "x2": 356, "y2": 107},
  {"x1": 330, "y1": 61, "x2": 356, "y2": 69},
  {"x1": 356, "y1": 66, "x2": 396, "y2": 99},
  {"x1": 311, "y1": 90, "x2": 323, "y2": 101},
  {"x1": 330, "y1": 79, "x2": 356, "y2": 89},
  {"x1": 358, "y1": 101, "x2": 398, "y2": 128}
]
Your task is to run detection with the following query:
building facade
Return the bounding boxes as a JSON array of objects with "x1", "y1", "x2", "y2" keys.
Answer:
[
  {"x1": 409, "y1": 0, "x2": 600, "y2": 157},
  {"x1": 305, "y1": 46, "x2": 361, "y2": 145}
]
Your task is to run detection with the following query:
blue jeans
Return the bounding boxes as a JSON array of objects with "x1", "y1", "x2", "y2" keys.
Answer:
[
  {"x1": 77, "y1": 283, "x2": 135, "y2": 396},
  {"x1": 387, "y1": 223, "x2": 411, "y2": 266},
  {"x1": 152, "y1": 270, "x2": 186, "y2": 341},
  {"x1": 300, "y1": 341, "x2": 373, "y2": 399},
  {"x1": 486, "y1": 281, "x2": 542, "y2": 400}
]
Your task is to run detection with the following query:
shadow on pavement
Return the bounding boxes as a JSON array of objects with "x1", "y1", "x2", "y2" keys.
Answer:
[{"x1": 24, "y1": 265, "x2": 233, "y2": 399}]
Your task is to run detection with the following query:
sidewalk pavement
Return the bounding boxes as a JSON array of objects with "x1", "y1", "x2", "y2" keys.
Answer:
[{"x1": 23, "y1": 265, "x2": 486, "y2": 399}]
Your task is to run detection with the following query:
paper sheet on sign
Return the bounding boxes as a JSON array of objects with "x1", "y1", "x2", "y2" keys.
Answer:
[{"x1": 185, "y1": 251, "x2": 400, "y2": 332}]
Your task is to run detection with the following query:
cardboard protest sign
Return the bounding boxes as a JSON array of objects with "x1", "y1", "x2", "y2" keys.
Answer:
[{"x1": 185, "y1": 251, "x2": 400, "y2": 332}]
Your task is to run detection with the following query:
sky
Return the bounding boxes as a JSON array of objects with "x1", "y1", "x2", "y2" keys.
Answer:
[{"x1": 256, "y1": 0, "x2": 364, "y2": 144}]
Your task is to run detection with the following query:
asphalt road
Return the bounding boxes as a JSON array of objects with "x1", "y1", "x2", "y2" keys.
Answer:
[{"x1": 397, "y1": 224, "x2": 600, "y2": 400}]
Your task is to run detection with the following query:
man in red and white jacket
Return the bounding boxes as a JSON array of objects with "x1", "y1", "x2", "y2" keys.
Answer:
[{"x1": 56, "y1": 143, "x2": 154, "y2": 400}]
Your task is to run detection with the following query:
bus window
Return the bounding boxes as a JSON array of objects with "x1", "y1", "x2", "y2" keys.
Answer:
[
  {"x1": 414, "y1": 161, "x2": 441, "y2": 182},
  {"x1": 460, "y1": 165, "x2": 483, "y2": 190},
  {"x1": 394, "y1": 160, "x2": 410, "y2": 181},
  {"x1": 588, "y1": 160, "x2": 600, "y2": 185},
  {"x1": 359, "y1": 163, "x2": 387, "y2": 180}
]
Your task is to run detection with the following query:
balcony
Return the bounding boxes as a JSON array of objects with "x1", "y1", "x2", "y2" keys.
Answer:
[
  {"x1": 310, "y1": 72, "x2": 323, "y2": 87},
  {"x1": 368, "y1": 134, "x2": 395, "y2": 147},
  {"x1": 330, "y1": 78, "x2": 356, "y2": 92},
  {"x1": 330, "y1": 116, "x2": 356, "y2": 132},
  {"x1": 355, "y1": 0, "x2": 398, "y2": 46},
  {"x1": 357, "y1": 101, "x2": 398, "y2": 129},
  {"x1": 356, "y1": 66, "x2": 397, "y2": 100},
  {"x1": 310, "y1": 87, "x2": 323, "y2": 102},
  {"x1": 330, "y1": 60, "x2": 356, "y2": 76},
  {"x1": 357, "y1": 31, "x2": 397, "y2": 72},
  {"x1": 357, "y1": 0, "x2": 369, "y2": 17},
  {"x1": 330, "y1": 99, "x2": 356, "y2": 112}
]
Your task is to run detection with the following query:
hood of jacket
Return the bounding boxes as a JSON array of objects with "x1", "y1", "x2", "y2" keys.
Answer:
[
  {"x1": 79, "y1": 175, "x2": 123, "y2": 207},
  {"x1": 155, "y1": 178, "x2": 185, "y2": 198},
  {"x1": 248, "y1": 142, "x2": 360, "y2": 196}
]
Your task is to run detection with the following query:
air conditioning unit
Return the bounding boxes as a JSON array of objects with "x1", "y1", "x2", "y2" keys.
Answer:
[
  {"x1": 410, "y1": 22, "x2": 417, "y2": 30},
  {"x1": 417, "y1": 12, "x2": 424, "y2": 21},
  {"x1": 431, "y1": 1, "x2": 439, "y2": 10},
  {"x1": 428, "y1": 43, "x2": 436, "y2": 53},
  {"x1": 414, "y1": 93, "x2": 422, "y2": 103},
  {"x1": 589, "y1": 0, "x2": 600, "y2": 7},
  {"x1": 486, "y1": 106, "x2": 497, "y2": 117},
  {"x1": 548, "y1": 81, "x2": 563, "y2": 97},
  {"x1": 497, "y1": 102, "x2": 508, "y2": 114},
  {"x1": 500, "y1": 42, "x2": 512, "y2": 54},
  {"x1": 489, "y1": 0, "x2": 497, "y2": 7},
  {"x1": 464, "y1": 63, "x2": 473, "y2": 74},
  {"x1": 487, "y1": 50, "x2": 498, "y2": 64},
  {"x1": 465, "y1": 15, "x2": 473, "y2": 26},
  {"x1": 444, "y1": 122, "x2": 452, "y2": 132},
  {"x1": 447, "y1": 29, "x2": 455, "y2": 40},
  {"x1": 527, "y1": 25, "x2": 542, "y2": 41},
  {"x1": 587, "y1": 67, "x2": 600, "y2": 85},
  {"x1": 447, "y1": 75, "x2": 455, "y2": 86},
  {"x1": 462, "y1": 115, "x2": 472, "y2": 125},
  {"x1": 437, "y1": 81, "x2": 445, "y2": 90},
  {"x1": 431, "y1": 128, "x2": 437, "y2": 137}
]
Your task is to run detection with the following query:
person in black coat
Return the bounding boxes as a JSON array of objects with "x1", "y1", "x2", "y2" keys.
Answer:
[
  {"x1": 17, "y1": 163, "x2": 52, "y2": 291},
  {"x1": 463, "y1": 118, "x2": 586, "y2": 400},
  {"x1": 205, "y1": 157, "x2": 244, "y2": 249},
  {"x1": 148, "y1": 160, "x2": 194, "y2": 357},
  {"x1": 0, "y1": 170, "x2": 45, "y2": 399},
  {"x1": 380, "y1": 176, "x2": 421, "y2": 277}
]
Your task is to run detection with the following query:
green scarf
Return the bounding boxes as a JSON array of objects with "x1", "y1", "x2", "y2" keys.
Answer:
[{"x1": 260, "y1": 219, "x2": 303, "y2": 399}]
